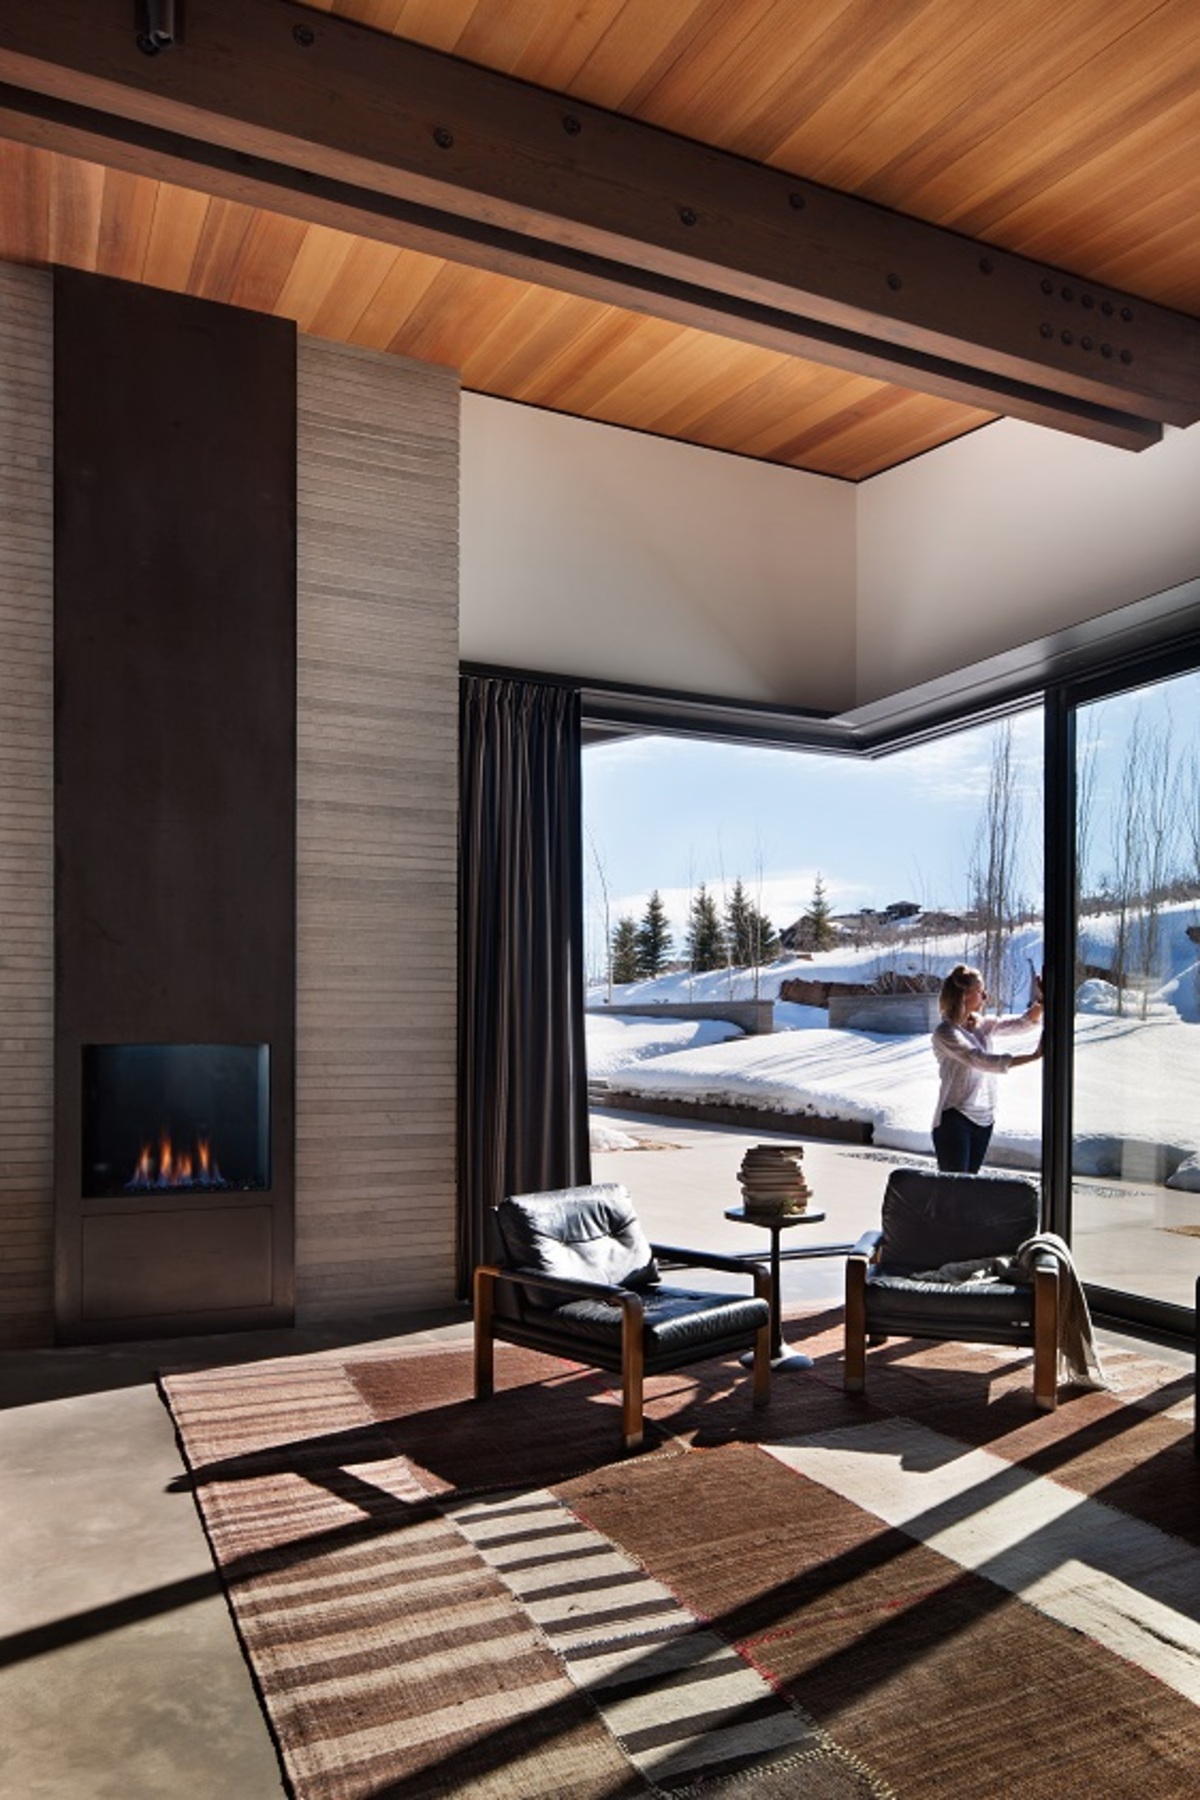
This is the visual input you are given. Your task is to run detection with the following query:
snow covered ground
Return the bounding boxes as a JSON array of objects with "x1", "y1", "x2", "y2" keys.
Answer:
[{"x1": 587, "y1": 908, "x2": 1200, "y2": 1178}]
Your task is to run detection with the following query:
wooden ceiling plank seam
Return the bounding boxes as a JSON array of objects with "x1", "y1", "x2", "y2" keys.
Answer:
[
  {"x1": 139, "y1": 174, "x2": 211, "y2": 293},
  {"x1": 271, "y1": 218, "x2": 358, "y2": 330},
  {"x1": 634, "y1": 348, "x2": 827, "y2": 440},
  {"x1": 772, "y1": 0, "x2": 1156, "y2": 196},
  {"x1": 558, "y1": 0, "x2": 719, "y2": 113},
  {"x1": 475, "y1": 293, "x2": 676, "y2": 405},
  {"x1": 705, "y1": 0, "x2": 961, "y2": 171},
  {"x1": 344, "y1": 244, "x2": 450, "y2": 349},
  {"x1": 496, "y1": 305, "x2": 658, "y2": 406},
  {"x1": 384, "y1": 0, "x2": 480, "y2": 52},
  {"x1": 454, "y1": 281, "x2": 581, "y2": 389},
  {"x1": 545, "y1": 309, "x2": 686, "y2": 413},
  {"x1": 96, "y1": 161, "x2": 157, "y2": 284},
  {"x1": 643, "y1": 345, "x2": 870, "y2": 444},
  {"x1": 972, "y1": 97, "x2": 1200, "y2": 299},
  {"x1": 450, "y1": 0, "x2": 551, "y2": 73},
  {"x1": 486, "y1": 0, "x2": 631, "y2": 94},
  {"x1": 905, "y1": 7, "x2": 1200, "y2": 240},
  {"x1": 47, "y1": 151, "x2": 103, "y2": 272},
  {"x1": 383, "y1": 257, "x2": 512, "y2": 365},
  {"x1": 639, "y1": 0, "x2": 881, "y2": 157},
  {"x1": 224, "y1": 206, "x2": 313, "y2": 316},
  {"x1": 0, "y1": 138, "x2": 50, "y2": 268},
  {"x1": 607, "y1": 0, "x2": 778, "y2": 118},
  {"x1": 548, "y1": 312, "x2": 742, "y2": 417},
  {"x1": 186, "y1": 193, "x2": 258, "y2": 305},
  {"x1": 734, "y1": 371, "x2": 902, "y2": 461},
  {"x1": 303, "y1": 231, "x2": 403, "y2": 339},
  {"x1": 830, "y1": 0, "x2": 1168, "y2": 212}
]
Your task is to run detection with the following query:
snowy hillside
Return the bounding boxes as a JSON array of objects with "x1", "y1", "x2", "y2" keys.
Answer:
[{"x1": 587, "y1": 905, "x2": 1200, "y2": 1173}]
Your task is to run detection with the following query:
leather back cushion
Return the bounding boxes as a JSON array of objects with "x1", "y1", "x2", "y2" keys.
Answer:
[
  {"x1": 880, "y1": 1167, "x2": 1039, "y2": 1274},
  {"x1": 496, "y1": 1184, "x2": 660, "y2": 1290}
]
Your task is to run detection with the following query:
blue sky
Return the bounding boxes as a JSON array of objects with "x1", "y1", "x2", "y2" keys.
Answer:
[
  {"x1": 583, "y1": 662, "x2": 1200, "y2": 968},
  {"x1": 583, "y1": 705, "x2": 1045, "y2": 953}
]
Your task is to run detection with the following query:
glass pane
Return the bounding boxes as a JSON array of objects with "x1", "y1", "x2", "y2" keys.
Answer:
[
  {"x1": 583, "y1": 709, "x2": 1043, "y2": 1173},
  {"x1": 1072, "y1": 667, "x2": 1200, "y2": 1307}
]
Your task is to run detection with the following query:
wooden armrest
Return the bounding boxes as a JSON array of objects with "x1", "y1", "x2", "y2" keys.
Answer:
[
  {"x1": 848, "y1": 1229, "x2": 883, "y2": 1262},
  {"x1": 473, "y1": 1262, "x2": 642, "y2": 1308},
  {"x1": 651, "y1": 1242, "x2": 770, "y2": 1277},
  {"x1": 650, "y1": 1243, "x2": 771, "y2": 1303}
]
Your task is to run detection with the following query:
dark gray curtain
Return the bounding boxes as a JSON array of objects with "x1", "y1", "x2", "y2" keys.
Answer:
[{"x1": 457, "y1": 675, "x2": 591, "y2": 1293}]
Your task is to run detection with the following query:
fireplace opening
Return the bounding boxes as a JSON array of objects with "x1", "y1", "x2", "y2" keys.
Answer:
[{"x1": 82, "y1": 1044, "x2": 270, "y2": 1198}]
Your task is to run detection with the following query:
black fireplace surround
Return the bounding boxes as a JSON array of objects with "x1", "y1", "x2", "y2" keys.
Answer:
[{"x1": 54, "y1": 268, "x2": 296, "y2": 1340}]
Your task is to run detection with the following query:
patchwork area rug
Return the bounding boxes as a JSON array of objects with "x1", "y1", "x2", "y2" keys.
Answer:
[{"x1": 160, "y1": 1310, "x2": 1200, "y2": 1799}]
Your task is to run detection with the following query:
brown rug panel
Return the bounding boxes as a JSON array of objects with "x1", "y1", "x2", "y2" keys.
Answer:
[
  {"x1": 558, "y1": 1441, "x2": 1200, "y2": 1800},
  {"x1": 346, "y1": 1345, "x2": 687, "y2": 1494},
  {"x1": 347, "y1": 1335, "x2": 889, "y2": 1495}
]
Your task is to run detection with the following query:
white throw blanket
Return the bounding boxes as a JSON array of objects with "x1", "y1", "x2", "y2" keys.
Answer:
[{"x1": 913, "y1": 1230, "x2": 1106, "y2": 1391}]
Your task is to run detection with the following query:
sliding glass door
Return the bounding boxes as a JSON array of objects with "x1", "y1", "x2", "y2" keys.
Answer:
[{"x1": 1068, "y1": 661, "x2": 1200, "y2": 1317}]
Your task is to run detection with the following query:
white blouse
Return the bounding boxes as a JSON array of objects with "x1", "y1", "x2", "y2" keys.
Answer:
[{"x1": 931, "y1": 1007, "x2": 1041, "y2": 1128}]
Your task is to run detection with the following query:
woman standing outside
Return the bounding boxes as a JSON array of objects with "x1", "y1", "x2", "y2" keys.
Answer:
[{"x1": 931, "y1": 964, "x2": 1044, "y2": 1172}]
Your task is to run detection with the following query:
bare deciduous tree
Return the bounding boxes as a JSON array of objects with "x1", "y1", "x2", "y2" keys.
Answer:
[
  {"x1": 1108, "y1": 709, "x2": 1144, "y2": 1014},
  {"x1": 1135, "y1": 708, "x2": 1180, "y2": 1019},
  {"x1": 969, "y1": 719, "x2": 1023, "y2": 1010}
]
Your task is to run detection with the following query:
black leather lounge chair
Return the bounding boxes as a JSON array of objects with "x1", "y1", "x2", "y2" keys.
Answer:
[
  {"x1": 473, "y1": 1182, "x2": 772, "y2": 1452},
  {"x1": 845, "y1": 1166, "x2": 1060, "y2": 1410}
]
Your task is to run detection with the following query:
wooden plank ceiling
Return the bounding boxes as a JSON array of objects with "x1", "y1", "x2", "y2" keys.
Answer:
[{"x1": 0, "y1": 0, "x2": 1196, "y2": 480}]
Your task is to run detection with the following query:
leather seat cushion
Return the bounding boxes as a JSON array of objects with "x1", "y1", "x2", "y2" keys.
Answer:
[
  {"x1": 546, "y1": 1285, "x2": 769, "y2": 1355},
  {"x1": 865, "y1": 1269, "x2": 1035, "y2": 1335}
]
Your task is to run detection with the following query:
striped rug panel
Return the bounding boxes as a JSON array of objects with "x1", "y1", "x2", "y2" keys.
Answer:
[{"x1": 449, "y1": 1487, "x2": 891, "y2": 1795}]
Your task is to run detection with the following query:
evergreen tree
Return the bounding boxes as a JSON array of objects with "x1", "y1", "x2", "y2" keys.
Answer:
[
  {"x1": 724, "y1": 878, "x2": 754, "y2": 965},
  {"x1": 747, "y1": 903, "x2": 779, "y2": 964},
  {"x1": 802, "y1": 873, "x2": 836, "y2": 951},
  {"x1": 610, "y1": 916, "x2": 640, "y2": 986},
  {"x1": 723, "y1": 878, "x2": 779, "y2": 967},
  {"x1": 635, "y1": 890, "x2": 672, "y2": 977},
  {"x1": 686, "y1": 882, "x2": 726, "y2": 972}
]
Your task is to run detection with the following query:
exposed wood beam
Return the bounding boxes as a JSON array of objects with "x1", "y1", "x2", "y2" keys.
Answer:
[
  {"x1": 0, "y1": 81, "x2": 1157, "y2": 451},
  {"x1": 0, "y1": 0, "x2": 1195, "y2": 446}
]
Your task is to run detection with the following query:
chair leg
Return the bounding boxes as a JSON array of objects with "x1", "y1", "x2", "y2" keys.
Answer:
[
  {"x1": 1033, "y1": 1263, "x2": 1059, "y2": 1411},
  {"x1": 473, "y1": 1268, "x2": 495, "y2": 1401},
  {"x1": 620, "y1": 1295, "x2": 646, "y2": 1453},
  {"x1": 845, "y1": 1255, "x2": 868, "y2": 1393}
]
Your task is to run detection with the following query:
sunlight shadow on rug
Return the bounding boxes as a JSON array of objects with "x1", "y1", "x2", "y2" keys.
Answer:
[{"x1": 160, "y1": 1327, "x2": 1200, "y2": 1800}]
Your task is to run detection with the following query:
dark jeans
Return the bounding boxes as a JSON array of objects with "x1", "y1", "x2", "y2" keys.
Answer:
[{"x1": 932, "y1": 1107, "x2": 993, "y2": 1173}]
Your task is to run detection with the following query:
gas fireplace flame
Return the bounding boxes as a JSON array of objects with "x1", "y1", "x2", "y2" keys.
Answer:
[{"x1": 127, "y1": 1128, "x2": 226, "y2": 1191}]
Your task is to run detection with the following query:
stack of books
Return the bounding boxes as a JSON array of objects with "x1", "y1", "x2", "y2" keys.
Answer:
[{"x1": 737, "y1": 1144, "x2": 812, "y2": 1216}]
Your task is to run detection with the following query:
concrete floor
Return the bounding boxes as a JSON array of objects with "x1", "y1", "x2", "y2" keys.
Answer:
[{"x1": 1, "y1": 1115, "x2": 1192, "y2": 1798}]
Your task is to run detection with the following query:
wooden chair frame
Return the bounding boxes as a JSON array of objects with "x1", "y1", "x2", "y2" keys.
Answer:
[
  {"x1": 474, "y1": 1245, "x2": 771, "y2": 1453},
  {"x1": 845, "y1": 1228, "x2": 1061, "y2": 1412}
]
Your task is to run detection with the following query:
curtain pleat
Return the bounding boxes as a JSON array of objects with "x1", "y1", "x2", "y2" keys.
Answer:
[{"x1": 457, "y1": 676, "x2": 591, "y2": 1293}]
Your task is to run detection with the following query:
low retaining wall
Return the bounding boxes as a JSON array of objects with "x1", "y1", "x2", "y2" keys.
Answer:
[
  {"x1": 827, "y1": 991, "x2": 940, "y2": 1034},
  {"x1": 595, "y1": 1090, "x2": 872, "y2": 1143},
  {"x1": 588, "y1": 1000, "x2": 775, "y2": 1034}
]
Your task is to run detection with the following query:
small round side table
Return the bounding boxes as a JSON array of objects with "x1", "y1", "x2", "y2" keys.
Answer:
[{"x1": 724, "y1": 1206, "x2": 828, "y2": 1370}]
